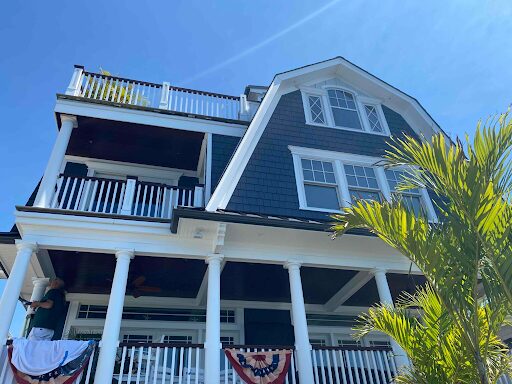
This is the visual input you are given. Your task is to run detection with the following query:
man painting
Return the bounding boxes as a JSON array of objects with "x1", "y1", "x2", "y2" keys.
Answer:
[{"x1": 27, "y1": 278, "x2": 66, "y2": 341}]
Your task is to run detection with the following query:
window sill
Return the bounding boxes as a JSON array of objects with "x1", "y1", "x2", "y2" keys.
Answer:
[
  {"x1": 304, "y1": 121, "x2": 389, "y2": 137},
  {"x1": 299, "y1": 206, "x2": 343, "y2": 214}
]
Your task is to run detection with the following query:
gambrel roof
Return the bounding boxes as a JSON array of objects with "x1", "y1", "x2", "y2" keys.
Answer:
[{"x1": 207, "y1": 56, "x2": 447, "y2": 212}]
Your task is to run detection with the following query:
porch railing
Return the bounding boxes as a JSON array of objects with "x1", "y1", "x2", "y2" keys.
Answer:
[
  {"x1": 66, "y1": 66, "x2": 245, "y2": 121},
  {"x1": 48, "y1": 175, "x2": 204, "y2": 220},
  {"x1": 311, "y1": 345, "x2": 397, "y2": 384}
]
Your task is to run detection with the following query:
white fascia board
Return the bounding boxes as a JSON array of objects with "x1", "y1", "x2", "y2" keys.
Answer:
[
  {"x1": 277, "y1": 57, "x2": 443, "y2": 139},
  {"x1": 54, "y1": 99, "x2": 246, "y2": 137},
  {"x1": 206, "y1": 81, "x2": 283, "y2": 211}
]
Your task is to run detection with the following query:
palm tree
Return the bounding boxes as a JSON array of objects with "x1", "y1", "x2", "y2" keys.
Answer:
[
  {"x1": 355, "y1": 285, "x2": 510, "y2": 383},
  {"x1": 332, "y1": 113, "x2": 512, "y2": 383}
]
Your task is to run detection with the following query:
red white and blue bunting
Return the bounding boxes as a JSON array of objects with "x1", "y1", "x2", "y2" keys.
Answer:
[{"x1": 224, "y1": 349, "x2": 292, "y2": 384}]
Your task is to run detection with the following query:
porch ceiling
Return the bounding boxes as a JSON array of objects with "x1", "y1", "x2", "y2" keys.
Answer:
[
  {"x1": 49, "y1": 250, "x2": 207, "y2": 297},
  {"x1": 67, "y1": 116, "x2": 204, "y2": 170}
]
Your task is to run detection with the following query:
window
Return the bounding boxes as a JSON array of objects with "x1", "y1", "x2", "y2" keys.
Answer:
[
  {"x1": 385, "y1": 169, "x2": 426, "y2": 216},
  {"x1": 307, "y1": 95, "x2": 326, "y2": 124},
  {"x1": 162, "y1": 335, "x2": 193, "y2": 344},
  {"x1": 337, "y1": 339, "x2": 362, "y2": 348},
  {"x1": 364, "y1": 105, "x2": 384, "y2": 133},
  {"x1": 122, "y1": 334, "x2": 153, "y2": 343},
  {"x1": 343, "y1": 164, "x2": 382, "y2": 202},
  {"x1": 310, "y1": 338, "x2": 327, "y2": 347},
  {"x1": 327, "y1": 89, "x2": 362, "y2": 130},
  {"x1": 301, "y1": 158, "x2": 340, "y2": 210},
  {"x1": 291, "y1": 146, "x2": 435, "y2": 219},
  {"x1": 220, "y1": 336, "x2": 235, "y2": 346}
]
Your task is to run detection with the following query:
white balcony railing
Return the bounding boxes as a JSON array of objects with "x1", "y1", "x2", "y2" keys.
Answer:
[
  {"x1": 65, "y1": 66, "x2": 247, "y2": 121},
  {"x1": 48, "y1": 175, "x2": 204, "y2": 220}
]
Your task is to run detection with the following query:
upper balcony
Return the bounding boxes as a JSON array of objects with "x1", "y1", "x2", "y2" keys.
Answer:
[{"x1": 62, "y1": 65, "x2": 259, "y2": 123}]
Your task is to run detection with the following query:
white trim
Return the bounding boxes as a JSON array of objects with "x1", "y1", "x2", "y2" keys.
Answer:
[
  {"x1": 55, "y1": 98, "x2": 246, "y2": 137},
  {"x1": 289, "y1": 146, "x2": 437, "y2": 220},
  {"x1": 205, "y1": 133, "x2": 213, "y2": 202},
  {"x1": 206, "y1": 82, "x2": 284, "y2": 211}
]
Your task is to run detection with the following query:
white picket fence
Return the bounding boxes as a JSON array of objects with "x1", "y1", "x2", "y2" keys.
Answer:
[{"x1": 49, "y1": 175, "x2": 204, "y2": 219}]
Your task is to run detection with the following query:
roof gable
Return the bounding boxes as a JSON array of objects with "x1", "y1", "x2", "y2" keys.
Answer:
[{"x1": 207, "y1": 56, "x2": 446, "y2": 211}]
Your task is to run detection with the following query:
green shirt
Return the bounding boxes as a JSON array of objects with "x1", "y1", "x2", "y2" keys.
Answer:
[{"x1": 32, "y1": 288, "x2": 65, "y2": 331}]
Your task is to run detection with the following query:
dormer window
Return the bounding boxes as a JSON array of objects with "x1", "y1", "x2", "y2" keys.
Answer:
[
  {"x1": 343, "y1": 164, "x2": 382, "y2": 202},
  {"x1": 327, "y1": 89, "x2": 362, "y2": 130},
  {"x1": 301, "y1": 86, "x2": 390, "y2": 136}
]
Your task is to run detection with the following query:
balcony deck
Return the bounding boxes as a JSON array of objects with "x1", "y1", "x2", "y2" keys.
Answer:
[{"x1": 65, "y1": 66, "x2": 250, "y2": 123}]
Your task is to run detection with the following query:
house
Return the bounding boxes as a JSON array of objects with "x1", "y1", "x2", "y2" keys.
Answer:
[{"x1": 0, "y1": 57, "x2": 444, "y2": 384}]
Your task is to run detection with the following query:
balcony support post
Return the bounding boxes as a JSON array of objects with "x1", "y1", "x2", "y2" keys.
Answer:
[
  {"x1": 204, "y1": 254, "x2": 223, "y2": 384},
  {"x1": 20, "y1": 277, "x2": 50, "y2": 337},
  {"x1": 0, "y1": 241, "x2": 37, "y2": 345},
  {"x1": 65, "y1": 65, "x2": 84, "y2": 96},
  {"x1": 285, "y1": 260, "x2": 315, "y2": 384},
  {"x1": 373, "y1": 268, "x2": 411, "y2": 369},
  {"x1": 93, "y1": 250, "x2": 134, "y2": 384},
  {"x1": 34, "y1": 115, "x2": 77, "y2": 208}
]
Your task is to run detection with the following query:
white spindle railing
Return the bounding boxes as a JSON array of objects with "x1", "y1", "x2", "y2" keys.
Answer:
[
  {"x1": 70, "y1": 69, "x2": 242, "y2": 121},
  {"x1": 311, "y1": 346, "x2": 397, "y2": 384},
  {"x1": 49, "y1": 176, "x2": 204, "y2": 220},
  {"x1": 222, "y1": 346, "x2": 297, "y2": 384}
]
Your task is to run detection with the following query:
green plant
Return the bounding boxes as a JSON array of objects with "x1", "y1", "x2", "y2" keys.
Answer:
[
  {"x1": 332, "y1": 112, "x2": 512, "y2": 383},
  {"x1": 84, "y1": 69, "x2": 150, "y2": 106},
  {"x1": 355, "y1": 285, "x2": 510, "y2": 383}
]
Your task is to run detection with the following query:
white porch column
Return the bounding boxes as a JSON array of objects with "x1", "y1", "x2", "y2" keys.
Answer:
[
  {"x1": 93, "y1": 250, "x2": 134, "y2": 384},
  {"x1": 373, "y1": 269, "x2": 410, "y2": 368},
  {"x1": 34, "y1": 114, "x2": 78, "y2": 208},
  {"x1": 204, "y1": 254, "x2": 223, "y2": 384},
  {"x1": 0, "y1": 241, "x2": 37, "y2": 344},
  {"x1": 285, "y1": 260, "x2": 315, "y2": 384},
  {"x1": 20, "y1": 277, "x2": 50, "y2": 337}
]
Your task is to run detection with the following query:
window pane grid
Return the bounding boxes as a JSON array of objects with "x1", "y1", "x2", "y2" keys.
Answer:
[
  {"x1": 308, "y1": 95, "x2": 325, "y2": 124},
  {"x1": 327, "y1": 89, "x2": 363, "y2": 130},
  {"x1": 385, "y1": 169, "x2": 426, "y2": 216},
  {"x1": 364, "y1": 105, "x2": 383, "y2": 133},
  {"x1": 301, "y1": 159, "x2": 336, "y2": 184},
  {"x1": 344, "y1": 164, "x2": 382, "y2": 202}
]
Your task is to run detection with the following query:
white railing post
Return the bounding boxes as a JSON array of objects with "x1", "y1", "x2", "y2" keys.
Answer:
[
  {"x1": 34, "y1": 115, "x2": 78, "y2": 208},
  {"x1": 120, "y1": 178, "x2": 137, "y2": 215},
  {"x1": 66, "y1": 65, "x2": 84, "y2": 96},
  {"x1": 193, "y1": 186, "x2": 204, "y2": 207},
  {"x1": 239, "y1": 94, "x2": 249, "y2": 120},
  {"x1": 159, "y1": 82, "x2": 170, "y2": 109}
]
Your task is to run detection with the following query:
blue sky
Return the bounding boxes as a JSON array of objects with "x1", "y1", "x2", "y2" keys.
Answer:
[{"x1": 1, "y1": 0, "x2": 511, "y2": 335}]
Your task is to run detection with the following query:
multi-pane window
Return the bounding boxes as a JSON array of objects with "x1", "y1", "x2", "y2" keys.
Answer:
[
  {"x1": 162, "y1": 335, "x2": 193, "y2": 344},
  {"x1": 343, "y1": 165, "x2": 382, "y2": 202},
  {"x1": 385, "y1": 169, "x2": 425, "y2": 216},
  {"x1": 327, "y1": 89, "x2": 362, "y2": 130},
  {"x1": 364, "y1": 105, "x2": 383, "y2": 133},
  {"x1": 308, "y1": 95, "x2": 325, "y2": 124},
  {"x1": 310, "y1": 338, "x2": 327, "y2": 347},
  {"x1": 301, "y1": 159, "x2": 340, "y2": 210},
  {"x1": 220, "y1": 336, "x2": 235, "y2": 346},
  {"x1": 337, "y1": 339, "x2": 362, "y2": 348},
  {"x1": 122, "y1": 334, "x2": 153, "y2": 343}
]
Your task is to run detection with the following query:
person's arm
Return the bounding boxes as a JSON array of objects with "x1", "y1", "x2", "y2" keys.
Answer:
[{"x1": 31, "y1": 300, "x2": 54, "y2": 309}]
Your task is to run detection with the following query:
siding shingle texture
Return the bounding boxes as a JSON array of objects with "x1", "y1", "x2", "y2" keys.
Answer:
[
  {"x1": 212, "y1": 134, "x2": 241, "y2": 192},
  {"x1": 226, "y1": 90, "x2": 418, "y2": 221}
]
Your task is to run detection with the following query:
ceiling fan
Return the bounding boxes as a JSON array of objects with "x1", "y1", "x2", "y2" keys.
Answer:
[{"x1": 128, "y1": 276, "x2": 162, "y2": 298}]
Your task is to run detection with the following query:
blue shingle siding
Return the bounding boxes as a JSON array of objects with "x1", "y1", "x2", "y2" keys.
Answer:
[
  {"x1": 211, "y1": 134, "x2": 241, "y2": 191},
  {"x1": 226, "y1": 90, "x2": 419, "y2": 221}
]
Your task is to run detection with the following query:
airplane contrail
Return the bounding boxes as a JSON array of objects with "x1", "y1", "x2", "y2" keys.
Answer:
[{"x1": 181, "y1": 0, "x2": 342, "y2": 85}]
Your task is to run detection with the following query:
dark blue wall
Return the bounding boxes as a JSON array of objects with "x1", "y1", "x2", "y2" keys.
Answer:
[
  {"x1": 211, "y1": 134, "x2": 240, "y2": 192},
  {"x1": 226, "y1": 90, "x2": 418, "y2": 221}
]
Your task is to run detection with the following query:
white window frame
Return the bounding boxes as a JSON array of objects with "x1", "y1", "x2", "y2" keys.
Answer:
[
  {"x1": 290, "y1": 146, "x2": 438, "y2": 221},
  {"x1": 300, "y1": 86, "x2": 390, "y2": 136}
]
